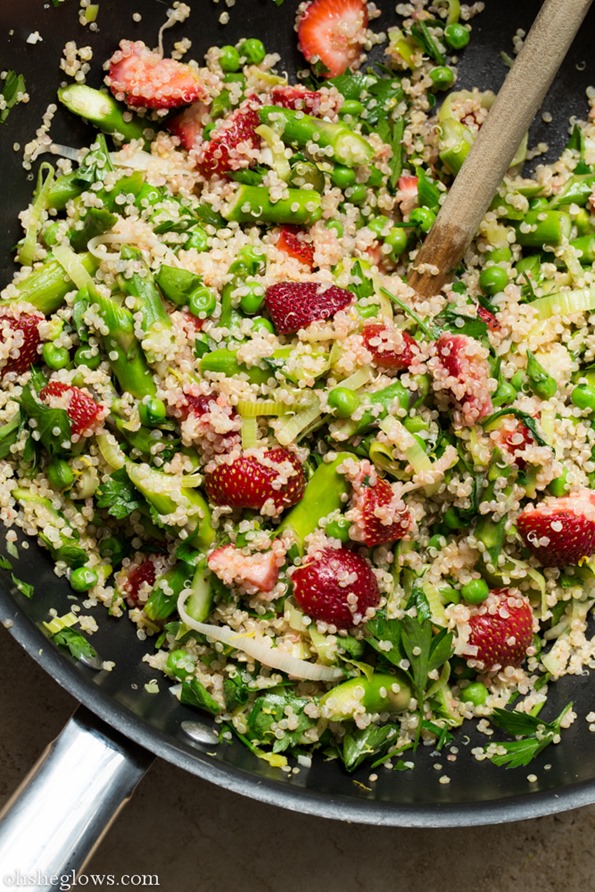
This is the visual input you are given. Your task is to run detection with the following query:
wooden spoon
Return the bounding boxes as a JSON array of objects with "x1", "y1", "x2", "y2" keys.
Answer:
[{"x1": 407, "y1": 0, "x2": 593, "y2": 297}]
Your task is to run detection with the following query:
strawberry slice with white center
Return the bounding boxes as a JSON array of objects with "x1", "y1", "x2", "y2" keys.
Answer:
[
  {"x1": 348, "y1": 474, "x2": 412, "y2": 548},
  {"x1": 196, "y1": 98, "x2": 261, "y2": 178},
  {"x1": 297, "y1": 0, "x2": 369, "y2": 79},
  {"x1": 264, "y1": 282, "x2": 353, "y2": 335},
  {"x1": 517, "y1": 489, "x2": 595, "y2": 567},
  {"x1": 276, "y1": 226, "x2": 316, "y2": 268},
  {"x1": 168, "y1": 101, "x2": 210, "y2": 151},
  {"x1": 208, "y1": 543, "x2": 283, "y2": 594},
  {"x1": 39, "y1": 381, "x2": 107, "y2": 437},
  {"x1": 0, "y1": 311, "x2": 43, "y2": 376},
  {"x1": 462, "y1": 589, "x2": 534, "y2": 670},
  {"x1": 431, "y1": 332, "x2": 493, "y2": 427},
  {"x1": 396, "y1": 174, "x2": 419, "y2": 217},
  {"x1": 107, "y1": 40, "x2": 205, "y2": 110},
  {"x1": 362, "y1": 321, "x2": 418, "y2": 371},
  {"x1": 292, "y1": 547, "x2": 380, "y2": 629},
  {"x1": 204, "y1": 448, "x2": 306, "y2": 515},
  {"x1": 270, "y1": 85, "x2": 340, "y2": 117}
]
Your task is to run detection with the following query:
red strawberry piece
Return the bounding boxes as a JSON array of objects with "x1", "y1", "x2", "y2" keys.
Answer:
[
  {"x1": 396, "y1": 174, "x2": 419, "y2": 217},
  {"x1": 433, "y1": 332, "x2": 493, "y2": 426},
  {"x1": 270, "y1": 85, "x2": 338, "y2": 117},
  {"x1": 292, "y1": 547, "x2": 380, "y2": 629},
  {"x1": 276, "y1": 226, "x2": 315, "y2": 268},
  {"x1": 297, "y1": 0, "x2": 369, "y2": 79},
  {"x1": 204, "y1": 448, "x2": 306, "y2": 515},
  {"x1": 362, "y1": 322, "x2": 418, "y2": 371},
  {"x1": 463, "y1": 589, "x2": 533, "y2": 670},
  {"x1": 182, "y1": 393, "x2": 217, "y2": 419},
  {"x1": 107, "y1": 40, "x2": 205, "y2": 110},
  {"x1": 196, "y1": 98, "x2": 261, "y2": 178},
  {"x1": 208, "y1": 544, "x2": 281, "y2": 594},
  {"x1": 477, "y1": 305, "x2": 500, "y2": 331},
  {"x1": 39, "y1": 382, "x2": 106, "y2": 437},
  {"x1": 0, "y1": 311, "x2": 43, "y2": 376},
  {"x1": 517, "y1": 489, "x2": 595, "y2": 567},
  {"x1": 499, "y1": 421, "x2": 534, "y2": 469},
  {"x1": 122, "y1": 559, "x2": 157, "y2": 606},
  {"x1": 353, "y1": 476, "x2": 411, "y2": 547},
  {"x1": 264, "y1": 282, "x2": 353, "y2": 335},
  {"x1": 168, "y1": 101, "x2": 210, "y2": 151}
]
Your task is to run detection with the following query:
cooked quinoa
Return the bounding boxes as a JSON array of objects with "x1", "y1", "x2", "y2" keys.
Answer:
[{"x1": 1, "y1": 0, "x2": 595, "y2": 774}]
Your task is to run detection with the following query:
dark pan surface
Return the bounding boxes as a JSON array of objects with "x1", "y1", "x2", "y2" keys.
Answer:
[{"x1": 1, "y1": 0, "x2": 595, "y2": 826}]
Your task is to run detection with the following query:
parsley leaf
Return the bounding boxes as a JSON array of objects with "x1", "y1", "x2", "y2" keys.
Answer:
[
  {"x1": 0, "y1": 555, "x2": 12, "y2": 571},
  {"x1": 53, "y1": 627, "x2": 97, "y2": 662},
  {"x1": 19, "y1": 386, "x2": 71, "y2": 456},
  {"x1": 96, "y1": 469, "x2": 142, "y2": 520},
  {"x1": 247, "y1": 691, "x2": 316, "y2": 753},
  {"x1": 11, "y1": 573, "x2": 33, "y2": 599},
  {"x1": 0, "y1": 71, "x2": 27, "y2": 125},
  {"x1": 365, "y1": 612, "x2": 403, "y2": 667},
  {"x1": 0, "y1": 411, "x2": 24, "y2": 460},
  {"x1": 436, "y1": 307, "x2": 489, "y2": 340},
  {"x1": 180, "y1": 678, "x2": 221, "y2": 716},
  {"x1": 342, "y1": 724, "x2": 400, "y2": 772},
  {"x1": 484, "y1": 702, "x2": 573, "y2": 769},
  {"x1": 482, "y1": 408, "x2": 548, "y2": 448},
  {"x1": 223, "y1": 674, "x2": 250, "y2": 711}
]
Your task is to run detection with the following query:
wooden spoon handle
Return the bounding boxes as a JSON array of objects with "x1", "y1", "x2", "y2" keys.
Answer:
[{"x1": 407, "y1": 0, "x2": 593, "y2": 297}]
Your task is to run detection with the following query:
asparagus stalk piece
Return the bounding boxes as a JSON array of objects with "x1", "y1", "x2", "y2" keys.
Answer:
[
  {"x1": 258, "y1": 106, "x2": 374, "y2": 167},
  {"x1": 69, "y1": 207, "x2": 118, "y2": 253},
  {"x1": 224, "y1": 185, "x2": 322, "y2": 225},
  {"x1": 514, "y1": 210, "x2": 572, "y2": 248},
  {"x1": 332, "y1": 380, "x2": 412, "y2": 439},
  {"x1": 278, "y1": 453, "x2": 352, "y2": 552},
  {"x1": 144, "y1": 562, "x2": 194, "y2": 622},
  {"x1": 12, "y1": 489, "x2": 88, "y2": 568},
  {"x1": 3, "y1": 252, "x2": 98, "y2": 315},
  {"x1": 58, "y1": 84, "x2": 151, "y2": 146},
  {"x1": 320, "y1": 672, "x2": 413, "y2": 721}
]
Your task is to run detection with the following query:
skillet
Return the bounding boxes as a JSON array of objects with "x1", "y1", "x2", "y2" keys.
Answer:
[{"x1": 1, "y1": 0, "x2": 595, "y2": 876}]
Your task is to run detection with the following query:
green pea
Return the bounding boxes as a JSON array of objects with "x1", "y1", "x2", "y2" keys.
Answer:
[
  {"x1": 429, "y1": 66, "x2": 455, "y2": 91},
  {"x1": 219, "y1": 45, "x2": 241, "y2": 72},
  {"x1": 574, "y1": 207, "x2": 591, "y2": 236},
  {"x1": 239, "y1": 38, "x2": 266, "y2": 65},
  {"x1": 347, "y1": 183, "x2": 368, "y2": 206},
  {"x1": 403, "y1": 415, "x2": 429, "y2": 434},
  {"x1": 479, "y1": 265, "x2": 508, "y2": 296},
  {"x1": 188, "y1": 285, "x2": 217, "y2": 318},
  {"x1": 443, "y1": 507, "x2": 466, "y2": 530},
  {"x1": 367, "y1": 215, "x2": 391, "y2": 237},
  {"x1": 526, "y1": 350, "x2": 557, "y2": 400},
  {"x1": 444, "y1": 22, "x2": 470, "y2": 50},
  {"x1": 42, "y1": 342, "x2": 70, "y2": 370},
  {"x1": 461, "y1": 577, "x2": 490, "y2": 604},
  {"x1": 409, "y1": 207, "x2": 436, "y2": 232},
  {"x1": 70, "y1": 566, "x2": 99, "y2": 593},
  {"x1": 571, "y1": 383, "x2": 595, "y2": 412},
  {"x1": 43, "y1": 222, "x2": 61, "y2": 248},
  {"x1": 74, "y1": 346, "x2": 101, "y2": 370},
  {"x1": 99, "y1": 536, "x2": 126, "y2": 564},
  {"x1": 139, "y1": 397, "x2": 167, "y2": 427},
  {"x1": 223, "y1": 72, "x2": 245, "y2": 86},
  {"x1": 167, "y1": 648, "x2": 198, "y2": 680},
  {"x1": 325, "y1": 517, "x2": 352, "y2": 543},
  {"x1": 184, "y1": 225, "x2": 209, "y2": 252},
  {"x1": 548, "y1": 468, "x2": 570, "y2": 497},
  {"x1": 327, "y1": 387, "x2": 361, "y2": 418},
  {"x1": 492, "y1": 380, "x2": 517, "y2": 407},
  {"x1": 529, "y1": 196, "x2": 549, "y2": 211},
  {"x1": 384, "y1": 227, "x2": 408, "y2": 259},
  {"x1": 331, "y1": 165, "x2": 356, "y2": 190},
  {"x1": 462, "y1": 681, "x2": 488, "y2": 706},
  {"x1": 47, "y1": 458, "x2": 74, "y2": 491},
  {"x1": 135, "y1": 183, "x2": 163, "y2": 208},
  {"x1": 250, "y1": 316, "x2": 275, "y2": 334},
  {"x1": 239, "y1": 281, "x2": 265, "y2": 315},
  {"x1": 339, "y1": 99, "x2": 365, "y2": 117},
  {"x1": 428, "y1": 534, "x2": 445, "y2": 551},
  {"x1": 289, "y1": 160, "x2": 325, "y2": 192},
  {"x1": 326, "y1": 220, "x2": 344, "y2": 237},
  {"x1": 486, "y1": 246, "x2": 512, "y2": 264}
]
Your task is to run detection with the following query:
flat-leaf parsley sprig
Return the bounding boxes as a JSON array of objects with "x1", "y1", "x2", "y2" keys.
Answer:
[{"x1": 481, "y1": 702, "x2": 574, "y2": 769}]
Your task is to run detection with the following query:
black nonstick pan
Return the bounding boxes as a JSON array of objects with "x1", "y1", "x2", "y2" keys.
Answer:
[{"x1": 1, "y1": 0, "x2": 595, "y2": 877}]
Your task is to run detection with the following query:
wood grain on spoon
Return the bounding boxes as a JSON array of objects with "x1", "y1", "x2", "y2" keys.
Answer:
[{"x1": 407, "y1": 0, "x2": 593, "y2": 298}]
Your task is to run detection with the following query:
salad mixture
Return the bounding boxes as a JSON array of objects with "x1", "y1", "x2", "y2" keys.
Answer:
[{"x1": 2, "y1": 0, "x2": 595, "y2": 775}]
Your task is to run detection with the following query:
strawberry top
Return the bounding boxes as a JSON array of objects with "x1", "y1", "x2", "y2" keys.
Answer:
[
  {"x1": 264, "y1": 281, "x2": 353, "y2": 334},
  {"x1": 204, "y1": 448, "x2": 306, "y2": 515},
  {"x1": 517, "y1": 489, "x2": 595, "y2": 567},
  {"x1": 463, "y1": 589, "x2": 534, "y2": 670},
  {"x1": 108, "y1": 40, "x2": 205, "y2": 110},
  {"x1": 297, "y1": 0, "x2": 369, "y2": 79},
  {"x1": 292, "y1": 547, "x2": 380, "y2": 629}
]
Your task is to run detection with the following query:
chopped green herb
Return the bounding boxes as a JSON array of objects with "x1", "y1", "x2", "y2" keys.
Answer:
[{"x1": 0, "y1": 71, "x2": 27, "y2": 125}]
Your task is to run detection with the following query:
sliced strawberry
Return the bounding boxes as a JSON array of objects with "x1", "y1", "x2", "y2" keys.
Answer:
[
  {"x1": 292, "y1": 547, "x2": 380, "y2": 629},
  {"x1": 498, "y1": 421, "x2": 534, "y2": 469},
  {"x1": 477, "y1": 305, "x2": 500, "y2": 331},
  {"x1": 463, "y1": 589, "x2": 534, "y2": 670},
  {"x1": 362, "y1": 322, "x2": 418, "y2": 371},
  {"x1": 0, "y1": 311, "x2": 43, "y2": 376},
  {"x1": 196, "y1": 98, "x2": 261, "y2": 178},
  {"x1": 396, "y1": 174, "x2": 419, "y2": 217},
  {"x1": 107, "y1": 40, "x2": 204, "y2": 110},
  {"x1": 204, "y1": 448, "x2": 306, "y2": 515},
  {"x1": 517, "y1": 489, "x2": 595, "y2": 567},
  {"x1": 181, "y1": 393, "x2": 217, "y2": 420},
  {"x1": 264, "y1": 282, "x2": 353, "y2": 334},
  {"x1": 297, "y1": 0, "x2": 369, "y2": 79},
  {"x1": 39, "y1": 381, "x2": 106, "y2": 437},
  {"x1": 276, "y1": 226, "x2": 316, "y2": 268},
  {"x1": 208, "y1": 544, "x2": 281, "y2": 594},
  {"x1": 351, "y1": 475, "x2": 411, "y2": 547},
  {"x1": 270, "y1": 85, "x2": 338, "y2": 116},
  {"x1": 121, "y1": 559, "x2": 157, "y2": 607},
  {"x1": 432, "y1": 333, "x2": 493, "y2": 427},
  {"x1": 168, "y1": 101, "x2": 209, "y2": 151}
]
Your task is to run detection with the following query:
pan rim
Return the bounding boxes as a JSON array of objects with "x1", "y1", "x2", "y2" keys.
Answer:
[{"x1": 3, "y1": 586, "x2": 595, "y2": 828}]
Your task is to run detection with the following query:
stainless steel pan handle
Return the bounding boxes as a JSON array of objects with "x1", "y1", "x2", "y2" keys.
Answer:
[{"x1": 0, "y1": 706, "x2": 153, "y2": 890}]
